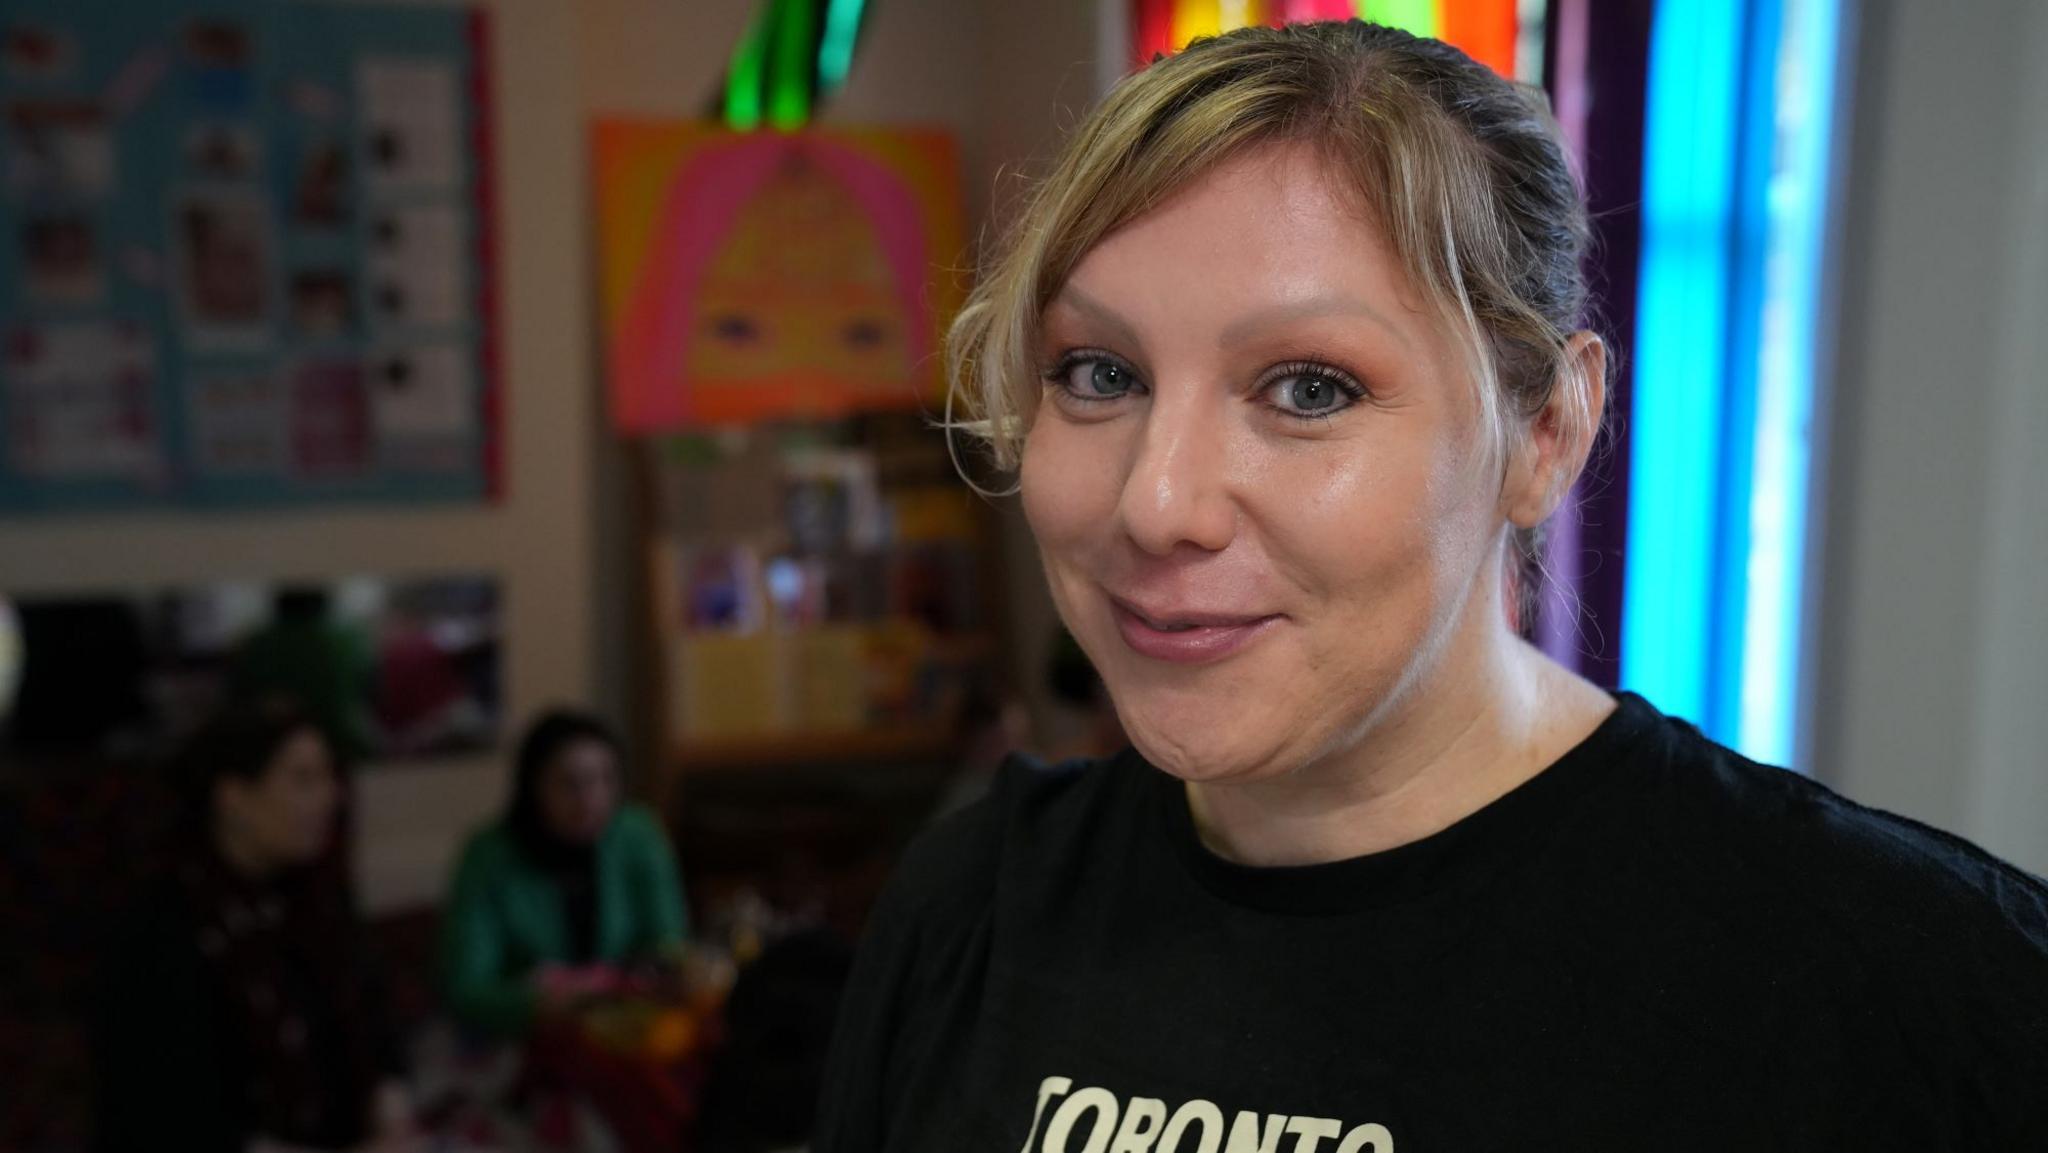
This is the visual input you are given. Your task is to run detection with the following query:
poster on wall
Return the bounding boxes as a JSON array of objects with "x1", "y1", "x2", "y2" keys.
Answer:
[
  {"x1": 594, "y1": 122, "x2": 966, "y2": 432},
  {"x1": 0, "y1": 0, "x2": 501, "y2": 513},
  {"x1": 2, "y1": 572, "x2": 503, "y2": 764}
]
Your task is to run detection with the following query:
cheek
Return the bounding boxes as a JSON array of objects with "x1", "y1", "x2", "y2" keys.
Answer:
[
  {"x1": 1251, "y1": 431, "x2": 1481, "y2": 638},
  {"x1": 288, "y1": 787, "x2": 334, "y2": 838},
  {"x1": 1019, "y1": 420, "x2": 1121, "y2": 556},
  {"x1": 1266, "y1": 439, "x2": 1433, "y2": 575}
]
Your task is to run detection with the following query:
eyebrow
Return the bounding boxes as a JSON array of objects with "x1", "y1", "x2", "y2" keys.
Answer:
[
  {"x1": 1049, "y1": 284, "x2": 1413, "y2": 354},
  {"x1": 1046, "y1": 285, "x2": 1146, "y2": 353},
  {"x1": 1218, "y1": 295, "x2": 1413, "y2": 351}
]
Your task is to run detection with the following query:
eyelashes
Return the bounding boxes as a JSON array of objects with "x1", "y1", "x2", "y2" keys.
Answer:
[
  {"x1": 1041, "y1": 349, "x2": 1143, "y2": 404},
  {"x1": 1040, "y1": 348, "x2": 1369, "y2": 422},
  {"x1": 1256, "y1": 360, "x2": 1368, "y2": 419}
]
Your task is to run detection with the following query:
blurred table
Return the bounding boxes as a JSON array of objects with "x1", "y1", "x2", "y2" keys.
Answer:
[{"x1": 519, "y1": 961, "x2": 730, "y2": 1153}]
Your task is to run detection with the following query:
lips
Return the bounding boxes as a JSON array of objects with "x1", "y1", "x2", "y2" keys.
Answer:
[{"x1": 1108, "y1": 595, "x2": 1282, "y2": 664}]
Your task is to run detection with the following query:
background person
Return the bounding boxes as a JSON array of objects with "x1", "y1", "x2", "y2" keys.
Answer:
[{"x1": 441, "y1": 709, "x2": 689, "y2": 1036}]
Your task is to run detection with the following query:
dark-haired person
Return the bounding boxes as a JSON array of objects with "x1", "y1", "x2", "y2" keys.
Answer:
[
  {"x1": 95, "y1": 700, "x2": 414, "y2": 1153},
  {"x1": 815, "y1": 19, "x2": 2048, "y2": 1153},
  {"x1": 441, "y1": 709, "x2": 688, "y2": 1036}
]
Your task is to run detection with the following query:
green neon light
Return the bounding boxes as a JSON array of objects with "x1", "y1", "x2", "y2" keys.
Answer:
[
  {"x1": 817, "y1": 0, "x2": 867, "y2": 95},
  {"x1": 1358, "y1": 0, "x2": 1439, "y2": 38},
  {"x1": 724, "y1": 1, "x2": 773, "y2": 130},
  {"x1": 768, "y1": 0, "x2": 816, "y2": 130}
]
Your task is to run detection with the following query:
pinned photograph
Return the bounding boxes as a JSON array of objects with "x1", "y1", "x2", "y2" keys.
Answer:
[
  {"x1": 185, "y1": 122, "x2": 263, "y2": 181},
  {"x1": 21, "y1": 211, "x2": 102, "y2": 303},
  {"x1": 2, "y1": 24, "x2": 75, "y2": 82},
  {"x1": 289, "y1": 268, "x2": 355, "y2": 337},
  {"x1": 288, "y1": 359, "x2": 371, "y2": 477},
  {"x1": 174, "y1": 192, "x2": 273, "y2": 345},
  {"x1": 2, "y1": 573, "x2": 503, "y2": 763},
  {"x1": 292, "y1": 136, "x2": 350, "y2": 228},
  {"x1": 4, "y1": 100, "x2": 114, "y2": 196},
  {"x1": 185, "y1": 20, "x2": 253, "y2": 112}
]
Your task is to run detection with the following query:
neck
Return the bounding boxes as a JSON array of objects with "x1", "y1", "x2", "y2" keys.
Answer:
[{"x1": 1185, "y1": 612, "x2": 1613, "y2": 868}]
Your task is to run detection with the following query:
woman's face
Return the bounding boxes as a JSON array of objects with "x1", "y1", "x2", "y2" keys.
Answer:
[
  {"x1": 540, "y1": 738, "x2": 621, "y2": 845},
  {"x1": 1021, "y1": 141, "x2": 1511, "y2": 785},
  {"x1": 217, "y1": 727, "x2": 341, "y2": 868}
]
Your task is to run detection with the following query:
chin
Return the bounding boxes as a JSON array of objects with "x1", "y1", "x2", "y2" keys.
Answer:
[{"x1": 1114, "y1": 693, "x2": 1306, "y2": 784}]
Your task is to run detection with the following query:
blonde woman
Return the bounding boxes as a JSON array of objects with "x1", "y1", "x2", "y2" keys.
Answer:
[{"x1": 817, "y1": 21, "x2": 2048, "y2": 1152}]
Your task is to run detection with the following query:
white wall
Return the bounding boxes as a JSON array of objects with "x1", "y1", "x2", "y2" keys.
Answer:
[{"x1": 1813, "y1": 0, "x2": 2048, "y2": 875}]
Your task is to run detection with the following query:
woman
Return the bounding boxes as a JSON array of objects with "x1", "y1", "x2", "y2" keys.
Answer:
[
  {"x1": 816, "y1": 21, "x2": 2048, "y2": 1152},
  {"x1": 441, "y1": 709, "x2": 688, "y2": 1035},
  {"x1": 96, "y1": 700, "x2": 413, "y2": 1153}
]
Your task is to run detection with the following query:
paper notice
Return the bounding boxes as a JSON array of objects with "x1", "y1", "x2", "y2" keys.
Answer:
[
  {"x1": 366, "y1": 203, "x2": 471, "y2": 329},
  {"x1": 3, "y1": 321, "x2": 160, "y2": 479},
  {"x1": 187, "y1": 371, "x2": 287, "y2": 474},
  {"x1": 173, "y1": 190, "x2": 274, "y2": 349},
  {"x1": 357, "y1": 58, "x2": 462, "y2": 194},
  {"x1": 368, "y1": 343, "x2": 472, "y2": 438}
]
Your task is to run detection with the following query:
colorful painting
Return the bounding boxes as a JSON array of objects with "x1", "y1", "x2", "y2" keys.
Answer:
[{"x1": 594, "y1": 122, "x2": 965, "y2": 431}]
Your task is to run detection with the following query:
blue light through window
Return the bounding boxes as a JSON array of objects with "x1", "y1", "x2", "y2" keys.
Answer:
[{"x1": 1622, "y1": 0, "x2": 1840, "y2": 768}]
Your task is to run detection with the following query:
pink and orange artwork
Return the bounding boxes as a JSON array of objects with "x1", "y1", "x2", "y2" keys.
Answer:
[{"x1": 594, "y1": 122, "x2": 965, "y2": 431}]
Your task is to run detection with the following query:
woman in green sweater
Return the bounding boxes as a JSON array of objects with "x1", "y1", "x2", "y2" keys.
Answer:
[{"x1": 442, "y1": 710, "x2": 689, "y2": 1035}]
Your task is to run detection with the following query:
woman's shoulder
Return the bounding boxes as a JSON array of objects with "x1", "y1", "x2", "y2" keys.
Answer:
[
  {"x1": 1633, "y1": 703, "x2": 2048, "y2": 972},
  {"x1": 875, "y1": 750, "x2": 1138, "y2": 928}
]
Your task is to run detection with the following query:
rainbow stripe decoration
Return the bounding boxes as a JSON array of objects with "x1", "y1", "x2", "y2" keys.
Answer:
[{"x1": 1131, "y1": 0, "x2": 1521, "y2": 78}]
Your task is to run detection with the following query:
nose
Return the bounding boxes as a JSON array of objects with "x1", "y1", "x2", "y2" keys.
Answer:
[{"x1": 1115, "y1": 388, "x2": 1237, "y2": 556}]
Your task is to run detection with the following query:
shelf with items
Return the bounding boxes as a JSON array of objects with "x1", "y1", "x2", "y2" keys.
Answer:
[{"x1": 637, "y1": 414, "x2": 1007, "y2": 801}]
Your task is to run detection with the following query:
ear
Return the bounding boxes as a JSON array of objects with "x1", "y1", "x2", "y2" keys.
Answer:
[{"x1": 1503, "y1": 331, "x2": 1606, "y2": 529}]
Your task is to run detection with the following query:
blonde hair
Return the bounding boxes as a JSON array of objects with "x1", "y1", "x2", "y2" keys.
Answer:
[{"x1": 946, "y1": 21, "x2": 1600, "y2": 620}]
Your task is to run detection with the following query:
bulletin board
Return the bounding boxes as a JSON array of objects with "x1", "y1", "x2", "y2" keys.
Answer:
[
  {"x1": 594, "y1": 122, "x2": 964, "y2": 432},
  {"x1": 0, "y1": 0, "x2": 500, "y2": 513}
]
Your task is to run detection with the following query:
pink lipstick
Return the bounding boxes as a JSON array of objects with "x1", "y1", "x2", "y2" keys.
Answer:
[{"x1": 1109, "y1": 597, "x2": 1282, "y2": 664}]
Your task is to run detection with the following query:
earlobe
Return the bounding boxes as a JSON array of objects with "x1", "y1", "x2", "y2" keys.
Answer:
[{"x1": 1506, "y1": 331, "x2": 1606, "y2": 529}]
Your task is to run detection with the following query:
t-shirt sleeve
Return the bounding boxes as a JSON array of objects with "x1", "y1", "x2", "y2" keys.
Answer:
[
  {"x1": 811, "y1": 862, "x2": 922, "y2": 1153},
  {"x1": 1882, "y1": 832, "x2": 2048, "y2": 1144},
  {"x1": 1794, "y1": 798, "x2": 2048, "y2": 1145}
]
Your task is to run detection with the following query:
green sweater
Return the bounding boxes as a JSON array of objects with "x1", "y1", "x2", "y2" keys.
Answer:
[{"x1": 441, "y1": 804, "x2": 689, "y2": 1034}]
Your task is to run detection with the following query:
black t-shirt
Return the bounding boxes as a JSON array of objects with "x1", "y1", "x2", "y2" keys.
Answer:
[{"x1": 814, "y1": 693, "x2": 2048, "y2": 1152}]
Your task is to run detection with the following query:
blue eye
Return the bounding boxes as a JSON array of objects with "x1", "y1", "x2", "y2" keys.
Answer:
[
  {"x1": 1261, "y1": 363, "x2": 1363, "y2": 419},
  {"x1": 1076, "y1": 359, "x2": 1134, "y2": 397},
  {"x1": 1044, "y1": 352, "x2": 1142, "y2": 402}
]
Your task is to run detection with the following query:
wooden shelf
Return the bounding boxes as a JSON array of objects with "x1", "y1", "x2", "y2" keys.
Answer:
[{"x1": 672, "y1": 724, "x2": 961, "y2": 771}]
